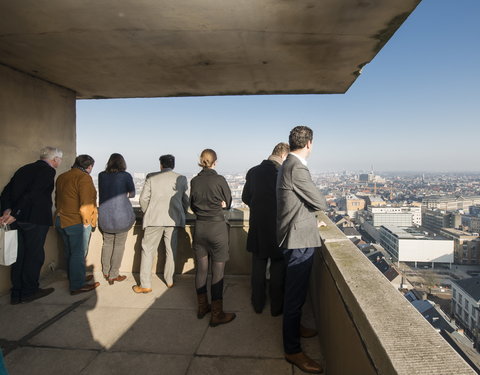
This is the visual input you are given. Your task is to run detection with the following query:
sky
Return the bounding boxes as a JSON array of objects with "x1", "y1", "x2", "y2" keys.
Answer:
[{"x1": 77, "y1": 0, "x2": 480, "y2": 176}]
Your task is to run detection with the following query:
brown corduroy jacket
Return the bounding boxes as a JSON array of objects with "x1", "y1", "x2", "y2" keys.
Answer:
[{"x1": 55, "y1": 167, "x2": 98, "y2": 228}]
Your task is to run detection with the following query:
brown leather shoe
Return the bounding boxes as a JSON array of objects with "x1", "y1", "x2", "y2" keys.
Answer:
[
  {"x1": 300, "y1": 324, "x2": 318, "y2": 338},
  {"x1": 132, "y1": 285, "x2": 152, "y2": 294},
  {"x1": 210, "y1": 299, "x2": 236, "y2": 327},
  {"x1": 108, "y1": 275, "x2": 127, "y2": 285},
  {"x1": 285, "y1": 352, "x2": 323, "y2": 374},
  {"x1": 166, "y1": 283, "x2": 174, "y2": 288},
  {"x1": 70, "y1": 282, "x2": 100, "y2": 295}
]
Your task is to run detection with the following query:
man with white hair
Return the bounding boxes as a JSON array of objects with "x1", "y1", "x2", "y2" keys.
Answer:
[{"x1": 0, "y1": 146, "x2": 63, "y2": 305}]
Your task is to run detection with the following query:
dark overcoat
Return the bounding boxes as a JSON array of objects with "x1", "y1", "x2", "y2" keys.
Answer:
[
  {"x1": 242, "y1": 159, "x2": 282, "y2": 259},
  {"x1": 0, "y1": 160, "x2": 56, "y2": 226}
]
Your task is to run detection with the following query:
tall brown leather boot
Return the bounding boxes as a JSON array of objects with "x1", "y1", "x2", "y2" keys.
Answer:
[
  {"x1": 210, "y1": 299, "x2": 236, "y2": 327},
  {"x1": 197, "y1": 293, "x2": 211, "y2": 319}
]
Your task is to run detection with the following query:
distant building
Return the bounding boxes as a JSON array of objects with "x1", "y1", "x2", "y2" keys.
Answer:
[
  {"x1": 422, "y1": 209, "x2": 461, "y2": 234},
  {"x1": 341, "y1": 226, "x2": 361, "y2": 240},
  {"x1": 357, "y1": 205, "x2": 422, "y2": 243},
  {"x1": 368, "y1": 253, "x2": 403, "y2": 289},
  {"x1": 357, "y1": 244, "x2": 408, "y2": 289},
  {"x1": 338, "y1": 194, "x2": 365, "y2": 219},
  {"x1": 359, "y1": 173, "x2": 372, "y2": 183},
  {"x1": 360, "y1": 220, "x2": 381, "y2": 242},
  {"x1": 461, "y1": 214, "x2": 480, "y2": 234},
  {"x1": 379, "y1": 225, "x2": 454, "y2": 266},
  {"x1": 367, "y1": 195, "x2": 386, "y2": 207},
  {"x1": 439, "y1": 228, "x2": 480, "y2": 265},
  {"x1": 469, "y1": 205, "x2": 480, "y2": 217},
  {"x1": 334, "y1": 215, "x2": 355, "y2": 228},
  {"x1": 422, "y1": 195, "x2": 480, "y2": 211},
  {"x1": 369, "y1": 205, "x2": 422, "y2": 226},
  {"x1": 358, "y1": 173, "x2": 385, "y2": 184},
  {"x1": 451, "y1": 277, "x2": 480, "y2": 349}
]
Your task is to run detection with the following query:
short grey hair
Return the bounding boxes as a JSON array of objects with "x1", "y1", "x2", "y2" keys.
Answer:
[{"x1": 39, "y1": 146, "x2": 63, "y2": 160}]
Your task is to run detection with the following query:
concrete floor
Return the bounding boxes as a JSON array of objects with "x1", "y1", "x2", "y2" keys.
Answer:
[{"x1": 0, "y1": 272, "x2": 323, "y2": 375}]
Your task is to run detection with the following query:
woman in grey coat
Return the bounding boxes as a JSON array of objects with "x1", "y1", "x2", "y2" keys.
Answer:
[{"x1": 98, "y1": 153, "x2": 135, "y2": 285}]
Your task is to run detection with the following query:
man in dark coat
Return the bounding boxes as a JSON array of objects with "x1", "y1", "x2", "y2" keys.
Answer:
[
  {"x1": 242, "y1": 142, "x2": 289, "y2": 315},
  {"x1": 0, "y1": 147, "x2": 63, "y2": 305}
]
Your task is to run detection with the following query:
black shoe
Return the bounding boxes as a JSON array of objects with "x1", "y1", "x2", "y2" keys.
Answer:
[
  {"x1": 21, "y1": 288, "x2": 55, "y2": 303},
  {"x1": 251, "y1": 297, "x2": 264, "y2": 314},
  {"x1": 10, "y1": 296, "x2": 21, "y2": 305}
]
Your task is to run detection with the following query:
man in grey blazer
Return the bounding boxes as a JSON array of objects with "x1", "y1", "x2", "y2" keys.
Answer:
[
  {"x1": 277, "y1": 126, "x2": 327, "y2": 374},
  {"x1": 133, "y1": 155, "x2": 189, "y2": 293}
]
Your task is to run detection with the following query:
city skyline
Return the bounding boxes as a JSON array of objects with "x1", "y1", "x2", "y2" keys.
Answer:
[{"x1": 77, "y1": 0, "x2": 480, "y2": 175}]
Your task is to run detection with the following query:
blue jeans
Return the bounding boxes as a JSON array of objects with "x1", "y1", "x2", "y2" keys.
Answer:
[
  {"x1": 55, "y1": 216, "x2": 92, "y2": 291},
  {"x1": 0, "y1": 348, "x2": 8, "y2": 375},
  {"x1": 282, "y1": 247, "x2": 315, "y2": 354}
]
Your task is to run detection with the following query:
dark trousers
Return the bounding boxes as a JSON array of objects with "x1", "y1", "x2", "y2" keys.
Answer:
[
  {"x1": 251, "y1": 253, "x2": 285, "y2": 315},
  {"x1": 282, "y1": 247, "x2": 315, "y2": 354},
  {"x1": 10, "y1": 222, "x2": 49, "y2": 299}
]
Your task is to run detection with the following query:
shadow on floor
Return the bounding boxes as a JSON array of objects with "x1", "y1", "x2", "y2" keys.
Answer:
[{"x1": 0, "y1": 272, "x2": 323, "y2": 375}]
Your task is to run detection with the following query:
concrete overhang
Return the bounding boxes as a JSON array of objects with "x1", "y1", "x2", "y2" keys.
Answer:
[{"x1": 0, "y1": 0, "x2": 420, "y2": 99}]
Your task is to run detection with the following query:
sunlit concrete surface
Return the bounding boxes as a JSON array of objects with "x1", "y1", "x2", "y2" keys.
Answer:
[
  {"x1": 0, "y1": 0, "x2": 421, "y2": 98},
  {"x1": 0, "y1": 272, "x2": 322, "y2": 375}
]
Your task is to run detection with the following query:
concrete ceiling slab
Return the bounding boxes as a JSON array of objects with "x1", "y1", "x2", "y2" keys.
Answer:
[{"x1": 0, "y1": 0, "x2": 420, "y2": 99}]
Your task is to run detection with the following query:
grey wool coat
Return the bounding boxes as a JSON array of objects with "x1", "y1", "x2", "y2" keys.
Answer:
[{"x1": 276, "y1": 154, "x2": 327, "y2": 249}]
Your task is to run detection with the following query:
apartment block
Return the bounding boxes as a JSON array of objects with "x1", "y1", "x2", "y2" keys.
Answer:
[
  {"x1": 440, "y1": 228, "x2": 480, "y2": 265},
  {"x1": 451, "y1": 277, "x2": 480, "y2": 349},
  {"x1": 422, "y1": 209, "x2": 462, "y2": 234}
]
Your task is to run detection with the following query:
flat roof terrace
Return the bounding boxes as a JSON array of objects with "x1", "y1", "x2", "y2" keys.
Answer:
[
  {"x1": 0, "y1": 273, "x2": 322, "y2": 374},
  {"x1": 1, "y1": 213, "x2": 477, "y2": 374}
]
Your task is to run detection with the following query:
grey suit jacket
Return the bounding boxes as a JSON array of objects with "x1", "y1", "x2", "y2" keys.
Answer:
[
  {"x1": 140, "y1": 169, "x2": 189, "y2": 229},
  {"x1": 276, "y1": 154, "x2": 327, "y2": 249}
]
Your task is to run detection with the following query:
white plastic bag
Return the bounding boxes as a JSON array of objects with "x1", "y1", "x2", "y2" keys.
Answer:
[{"x1": 0, "y1": 224, "x2": 18, "y2": 266}]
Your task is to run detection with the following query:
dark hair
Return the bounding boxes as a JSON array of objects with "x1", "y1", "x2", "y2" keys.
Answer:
[
  {"x1": 73, "y1": 154, "x2": 95, "y2": 169},
  {"x1": 289, "y1": 126, "x2": 313, "y2": 151},
  {"x1": 271, "y1": 142, "x2": 290, "y2": 157},
  {"x1": 198, "y1": 149, "x2": 217, "y2": 168},
  {"x1": 159, "y1": 154, "x2": 175, "y2": 169},
  {"x1": 105, "y1": 153, "x2": 127, "y2": 173}
]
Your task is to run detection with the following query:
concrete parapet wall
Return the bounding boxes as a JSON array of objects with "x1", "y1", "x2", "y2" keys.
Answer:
[
  {"x1": 311, "y1": 212, "x2": 476, "y2": 375},
  {"x1": 0, "y1": 65, "x2": 76, "y2": 296},
  {"x1": 85, "y1": 209, "x2": 250, "y2": 277},
  {"x1": 85, "y1": 223, "x2": 251, "y2": 277}
]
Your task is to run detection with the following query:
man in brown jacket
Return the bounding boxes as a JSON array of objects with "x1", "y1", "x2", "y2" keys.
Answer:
[{"x1": 55, "y1": 155, "x2": 99, "y2": 295}]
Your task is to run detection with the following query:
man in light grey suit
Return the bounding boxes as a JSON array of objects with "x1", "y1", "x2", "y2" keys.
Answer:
[
  {"x1": 133, "y1": 155, "x2": 189, "y2": 293},
  {"x1": 277, "y1": 126, "x2": 327, "y2": 374}
]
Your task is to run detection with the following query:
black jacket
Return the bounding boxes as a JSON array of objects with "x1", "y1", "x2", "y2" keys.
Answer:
[
  {"x1": 190, "y1": 168, "x2": 232, "y2": 221},
  {"x1": 242, "y1": 159, "x2": 282, "y2": 258},
  {"x1": 1, "y1": 160, "x2": 56, "y2": 226}
]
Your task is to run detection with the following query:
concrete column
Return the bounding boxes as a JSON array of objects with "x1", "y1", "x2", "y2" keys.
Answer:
[{"x1": 0, "y1": 65, "x2": 76, "y2": 296}]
